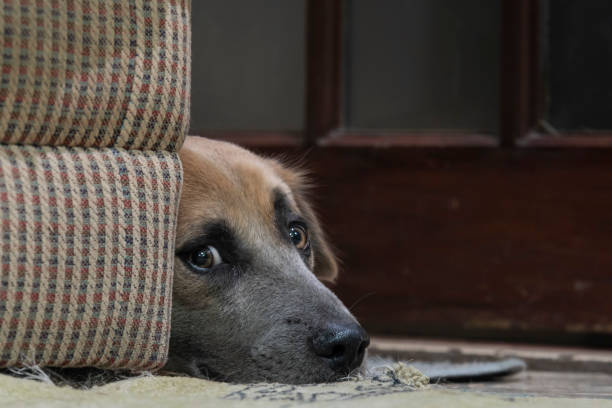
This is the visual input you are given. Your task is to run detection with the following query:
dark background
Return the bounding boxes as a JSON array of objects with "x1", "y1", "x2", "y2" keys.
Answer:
[{"x1": 189, "y1": 0, "x2": 612, "y2": 347}]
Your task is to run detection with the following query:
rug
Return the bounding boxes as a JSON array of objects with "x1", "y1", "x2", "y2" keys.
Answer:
[{"x1": 0, "y1": 362, "x2": 609, "y2": 408}]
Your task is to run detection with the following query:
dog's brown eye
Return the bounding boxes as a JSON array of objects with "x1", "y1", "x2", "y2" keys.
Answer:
[
  {"x1": 289, "y1": 224, "x2": 309, "y2": 250},
  {"x1": 189, "y1": 245, "x2": 222, "y2": 271}
]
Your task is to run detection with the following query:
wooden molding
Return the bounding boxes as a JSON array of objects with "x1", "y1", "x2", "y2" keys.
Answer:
[
  {"x1": 305, "y1": 0, "x2": 343, "y2": 145},
  {"x1": 500, "y1": 0, "x2": 540, "y2": 146},
  {"x1": 518, "y1": 133, "x2": 612, "y2": 148},
  {"x1": 319, "y1": 132, "x2": 497, "y2": 148}
]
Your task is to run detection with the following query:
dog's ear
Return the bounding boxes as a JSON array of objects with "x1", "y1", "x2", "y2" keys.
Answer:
[{"x1": 269, "y1": 160, "x2": 339, "y2": 282}]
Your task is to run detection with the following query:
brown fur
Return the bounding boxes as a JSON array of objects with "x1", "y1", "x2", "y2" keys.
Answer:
[{"x1": 165, "y1": 136, "x2": 367, "y2": 383}]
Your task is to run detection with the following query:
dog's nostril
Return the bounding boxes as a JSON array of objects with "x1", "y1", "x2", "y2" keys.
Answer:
[
  {"x1": 330, "y1": 344, "x2": 345, "y2": 359},
  {"x1": 312, "y1": 324, "x2": 369, "y2": 373}
]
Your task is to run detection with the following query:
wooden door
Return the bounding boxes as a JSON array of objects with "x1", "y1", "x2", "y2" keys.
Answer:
[{"x1": 191, "y1": 0, "x2": 612, "y2": 346}]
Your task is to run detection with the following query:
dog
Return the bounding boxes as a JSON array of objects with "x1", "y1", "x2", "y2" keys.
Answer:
[{"x1": 163, "y1": 136, "x2": 369, "y2": 384}]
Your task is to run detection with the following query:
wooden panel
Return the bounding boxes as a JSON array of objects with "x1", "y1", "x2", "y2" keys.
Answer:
[
  {"x1": 546, "y1": 0, "x2": 612, "y2": 130},
  {"x1": 305, "y1": 0, "x2": 342, "y2": 144},
  {"x1": 190, "y1": 0, "x2": 306, "y2": 131},
  {"x1": 248, "y1": 144, "x2": 612, "y2": 345},
  {"x1": 500, "y1": 0, "x2": 540, "y2": 146},
  {"x1": 344, "y1": 0, "x2": 500, "y2": 132}
]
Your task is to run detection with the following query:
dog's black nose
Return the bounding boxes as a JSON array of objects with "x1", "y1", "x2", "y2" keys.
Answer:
[{"x1": 311, "y1": 324, "x2": 370, "y2": 373}]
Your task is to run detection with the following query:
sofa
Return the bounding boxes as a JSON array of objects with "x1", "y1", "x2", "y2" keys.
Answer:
[{"x1": 0, "y1": 0, "x2": 190, "y2": 371}]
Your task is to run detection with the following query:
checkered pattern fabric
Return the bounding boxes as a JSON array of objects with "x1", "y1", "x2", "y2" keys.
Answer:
[
  {"x1": 0, "y1": 0, "x2": 190, "y2": 151},
  {"x1": 0, "y1": 146, "x2": 182, "y2": 370},
  {"x1": 0, "y1": 0, "x2": 189, "y2": 370}
]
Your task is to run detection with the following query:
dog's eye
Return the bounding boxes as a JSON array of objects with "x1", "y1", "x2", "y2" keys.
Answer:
[
  {"x1": 188, "y1": 245, "x2": 222, "y2": 271},
  {"x1": 288, "y1": 224, "x2": 309, "y2": 250}
]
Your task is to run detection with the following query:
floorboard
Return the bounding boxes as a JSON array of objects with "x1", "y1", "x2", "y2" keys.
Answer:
[{"x1": 370, "y1": 337, "x2": 612, "y2": 399}]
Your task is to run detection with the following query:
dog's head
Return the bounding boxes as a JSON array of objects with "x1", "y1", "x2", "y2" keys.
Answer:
[{"x1": 164, "y1": 136, "x2": 369, "y2": 384}]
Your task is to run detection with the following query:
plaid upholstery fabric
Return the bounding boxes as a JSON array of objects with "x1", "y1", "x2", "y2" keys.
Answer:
[
  {"x1": 0, "y1": 0, "x2": 190, "y2": 151},
  {"x1": 0, "y1": 145, "x2": 182, "y2": 370}
]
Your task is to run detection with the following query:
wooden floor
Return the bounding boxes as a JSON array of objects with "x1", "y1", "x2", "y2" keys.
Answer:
[
  {"x1": 441, "y1": 370, "x2": 612, "y2": 399},
  {"x1": 370, "y1": 337, "x2": 612, "y2": 400}
]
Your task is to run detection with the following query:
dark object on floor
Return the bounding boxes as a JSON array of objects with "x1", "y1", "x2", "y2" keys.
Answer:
[{"x1": 413, "y1": 358, "x2": 527, "y2": 382}]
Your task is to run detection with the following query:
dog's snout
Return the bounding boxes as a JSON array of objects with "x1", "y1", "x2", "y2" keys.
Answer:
[{"x1": 311, "y1": 324, "x2": 369, "y2": 373}]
